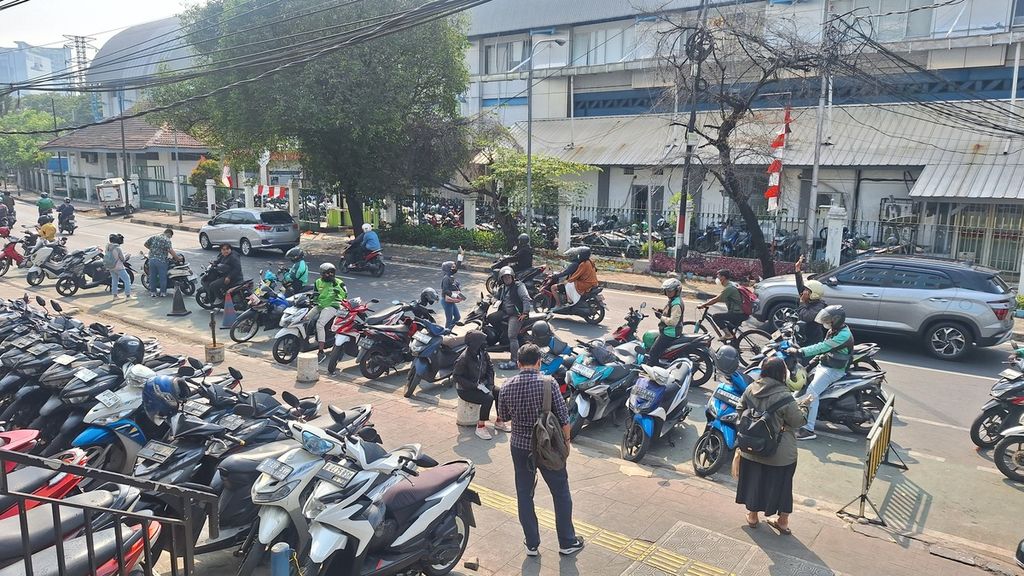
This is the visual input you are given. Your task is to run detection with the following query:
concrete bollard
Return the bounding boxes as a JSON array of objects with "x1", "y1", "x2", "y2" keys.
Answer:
[
  {"x1": 456, "y1": 397, "x2": 480, "y2": 426},
  {"x1": 296, "y1": 351, "x2": 320, "y2": 384},
  {"x1": 270, "y1": 542, "x2": 291, "y2": 576}
]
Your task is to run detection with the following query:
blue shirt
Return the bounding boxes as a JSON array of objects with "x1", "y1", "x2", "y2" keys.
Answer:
[{"x1": 361, "y1": 230, "x2": 381, "y2": 251}]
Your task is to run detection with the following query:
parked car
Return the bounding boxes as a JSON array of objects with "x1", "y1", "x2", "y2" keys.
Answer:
[
  {"x1": 198, "y1": 208, "x2": 299, "y2": 256},
  {"x1": 752, "y1": 255, "x2": 1015, "y2": 361}
]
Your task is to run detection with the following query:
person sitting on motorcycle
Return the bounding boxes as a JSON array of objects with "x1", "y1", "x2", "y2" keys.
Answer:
[
  {"x1": 37, "y1": 215, "x2": 56, "y2": 242},
  {"x1": 646, "y1": 278, "x2": 685, "y2": 366},
  {"x1": 794, "y1": 256, "x2": 826, "y2": 345},
  {"x1": 314, "y1": 262, "x2": 348, "y2": 361},
  {"x1": 495, "y1": 266, "x2": 532, "y2": 371},
  {"x1": 560, "y1": 245, "x2": 598, "y2": 311},
  {"x1": 454, "y1": 330, "x2": 511, "y2": 440},
  {"x1": 0, "y1": 202, "x2": 9, "y2": 227},
  {"x1": 283, "y1": 247, "x2": 309, "y2": 295},
  {"x1": 56, "y1": 197, "x2": 74, "y2": 228},
  {"x1": 787, "y1": 304, "x2": 853, "y2": 441},
  {"x1": 697, "y1": 269, "x2": 747, "y2": 341},
  {"x1": 346, "y1": 222, "x2": 381, "y2": 267},
  {"x1": 36, "y1": 192, "x2": 54, "y2": 216},
  {"x1": 494, "y1": 233, "x2": 534, "y2": 275},
  {"x1": 550, "y1": 248, "x2": 582, "y2": 308},
  {"x1": 206, "y1": 243, "x2": 243, "y2": 305}
]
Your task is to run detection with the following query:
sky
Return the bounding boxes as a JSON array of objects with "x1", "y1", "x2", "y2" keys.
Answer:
[{"x1": 0, "y1": 0, "x2": 200, "y2": 51}]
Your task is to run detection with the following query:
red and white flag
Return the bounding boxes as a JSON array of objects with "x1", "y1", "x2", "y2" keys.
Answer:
[
  {"x1": 764, "y1": 107, "x2": 792, "y2": 211},
  {"x1": 221, "y1": 165, "x2": 232, "y2": 188}
]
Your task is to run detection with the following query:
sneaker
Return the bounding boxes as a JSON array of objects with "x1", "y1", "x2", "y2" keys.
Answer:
[
  {"x1": 524, "y1": 541, "x2": 539, "y2": 557},
  {"x1": 475, "y1": 426, "x2": 493, "y2": 440},
  {"x1": 111, "y1": 295, "x2": 120, "y2": 301},
  {"x1": 497, "y1": 361, "x2": 517, "y2": 371},
  {"x1": 317, "y1": 351, "x2": 326, "y2": 363},
  {"x1": 796, "y1": 428, "x2": 817, "y2": 441},
  {"x1": 150, "y1": 292, "x2": 157, "y2": 298},
  {"x1": 493, "y1": 421, "x2": 512, "y2": 433},
  {"x1": 559, "y1": 537, "x2": 585, "y2": 556}
]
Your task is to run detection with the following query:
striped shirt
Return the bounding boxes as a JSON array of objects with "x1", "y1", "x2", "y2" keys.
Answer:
[{"x1": 497, "y1": 369, "x2": 569, "y2": 451}]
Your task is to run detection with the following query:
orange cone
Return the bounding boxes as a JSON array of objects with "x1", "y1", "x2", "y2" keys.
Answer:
[{"x1": 220, "y1": 290, "x2": 238, "y2": 328}]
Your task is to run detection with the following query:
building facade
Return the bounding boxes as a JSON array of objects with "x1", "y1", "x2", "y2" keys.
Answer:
[{"x1": 0, "y1": 42, "x2": 73, "y2": 95}]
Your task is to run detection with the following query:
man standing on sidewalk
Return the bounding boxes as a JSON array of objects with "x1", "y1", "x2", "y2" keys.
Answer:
[
  {"x1": 144, "y1": 228, "x2": 178, "y2": 297},
  {"x1": 498, "y1": 343, "x2": 585, "y2": 557}
]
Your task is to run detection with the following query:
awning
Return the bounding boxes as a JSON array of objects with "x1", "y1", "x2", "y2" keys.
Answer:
[{"x1": 910, "y1": 163, "x2": 1024, "y2": 200}]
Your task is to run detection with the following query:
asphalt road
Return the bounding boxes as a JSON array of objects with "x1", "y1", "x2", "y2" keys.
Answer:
[{"x1": 4, "y1": 204, "x2": 1021, "y2": 552}]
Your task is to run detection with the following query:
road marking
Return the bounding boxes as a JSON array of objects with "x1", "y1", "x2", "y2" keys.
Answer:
[
  {"x1": 816, "y1": 431, "x2": 858, "y2": 443},
  {"x1": 876, "y1": 359, "x2": 990, "y2": 381},
  {"x1": 907, "y1": 451, "x2": 946, "y2": 463},
  {"x1": 896, "y1": 415, "x2": 970, "y2": 432},
  {"x1": 472, "y1": 484, "x2": 736, "y2": 575},
  {"x1": 976, "y1": 465, "x2": 1002, "y2": 475}
]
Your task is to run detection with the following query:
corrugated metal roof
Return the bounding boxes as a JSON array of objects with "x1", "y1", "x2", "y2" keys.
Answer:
[
  {"x1": 910, "y1": 163, "x2": 1024, "y2": 199},
  {"x1": 467, "y1": 0, "x2": 704, "y2": 37},
  {"x1": 86, "y1": 17, "x2": 193, "y2": 87}
]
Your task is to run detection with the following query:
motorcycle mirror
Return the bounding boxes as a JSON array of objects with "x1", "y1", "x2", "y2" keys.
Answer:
[
  {"x1": 22, "y1": 293, "x2": 28, "y2": 303},
  {"x1": 35, "y1": 295, "x2": 46, "y2": 307},
  {"x1": 640, "y1": 302, "x2": 646, "y2": 309},
  {"x1": 233, "y1": 403, "x2": 255, "y2": 417},
  {"x1": 188, "y1": 357, "x2": 204, "y2": 369},
  {"x1": 228, "y1": 367, "x2": 243, "y2": 381},
  {"x1": 413, "y1": 455, "x2": 439, "y2": 468},
  {"x1": 370, "y1": 298, "x2": 380, "y2": 303},
  {"x1": 280, "y1": 390, "x2": 300, "y2": 407},
  {"x1": 50, "y1": 301, "x2": 63, "y2": 313},
  {"x1": 177, "y1": 365, "x2": 196, "y2": 377},
  {"x1": 257, "y1": 387, "x2": 276, "y2": 396}
]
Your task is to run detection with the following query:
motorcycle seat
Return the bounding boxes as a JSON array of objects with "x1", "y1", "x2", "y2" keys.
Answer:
[
  {"x1": 0, "y1": 467, "x2": 65, "y2": 515},
  {"x1": 219, "y1": 439, "x2": 297, "y2": 477},
  {"x1": 328, "y1": 405, "x2": 365, "y2": 427},
  {"x1": 0, "y1": 522, "x2": 143, "y2": 576},
  {"x1": 0, "y1": 489, "x2": 114, "y2": 563},
  {"x1": 383, "y1": 462, "x2": 470, "y2": 524},
  {"x1": 442, "y1": 336, "x2": 466, "y2": 349},
  {"x1": 606, "y1": 364, "x2": 631, "y2": 382},
  {"x1": 370, "y1": 324, "x2": 408, "y2": 333},
  {"x1": 364, "y1": 305, "x2": 401, "y2": 325}
]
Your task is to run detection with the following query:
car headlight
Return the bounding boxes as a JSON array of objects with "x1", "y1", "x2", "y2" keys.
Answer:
[
  {"x1": 301, "y1": 430, "x2": 335, "y2": 456},
  {"x1": 252, "y1": 480, "x2": 300, "y2": 504}
]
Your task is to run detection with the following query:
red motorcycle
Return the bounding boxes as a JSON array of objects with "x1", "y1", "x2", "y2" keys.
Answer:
[
  {"x1": 325, "y1": 297, "x2": 378, "y2": 375},
  {"x1": 0, "y1": 429, "x2": 40, "y2": 472},
  {"x1": 341, "y1": 241, "x2": 385, "y2": 277},
  {"x1": 0, "y1": 448, "x2": 89, "y2": 519},
  {"x1": 0, "y1": 227, "x2": 25, "y2": 277}
]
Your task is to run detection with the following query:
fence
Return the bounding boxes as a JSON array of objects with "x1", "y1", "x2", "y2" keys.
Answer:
[
  {"x1": 837, "y1": 394, "x2": 907, "y2": 526},
  {"x1": 0, "y1": 448, "x2": 219, "y2": 576}
]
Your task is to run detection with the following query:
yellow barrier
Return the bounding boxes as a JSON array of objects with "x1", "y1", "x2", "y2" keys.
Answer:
[{"x1": 837, "y1": 394, "x2": 907, "y2": 525}]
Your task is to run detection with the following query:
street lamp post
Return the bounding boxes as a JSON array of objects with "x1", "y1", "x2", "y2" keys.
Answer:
[{"x1": 525, "y1": 36, "x2": 566, "y2": 233}]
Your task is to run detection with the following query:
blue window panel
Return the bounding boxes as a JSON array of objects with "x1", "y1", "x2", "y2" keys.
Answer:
[{"x1": 483, "y1": 97, "x2": 528, "y2": 107}]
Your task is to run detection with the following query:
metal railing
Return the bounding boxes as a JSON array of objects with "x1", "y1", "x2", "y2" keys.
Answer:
[
  {"x1": 837, "y1": 395, "x2": 907, "y2": 526},
  {"x1": 0, "y1": 449, "x2": 218, "y2": 576}
]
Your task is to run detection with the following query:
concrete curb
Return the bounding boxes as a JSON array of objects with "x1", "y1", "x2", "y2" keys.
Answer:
[{"x1": 129, "y1": 219, "x2": 203, "y2": 233}]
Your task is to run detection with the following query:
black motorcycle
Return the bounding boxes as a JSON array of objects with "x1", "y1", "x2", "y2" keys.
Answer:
[
  {"x1": 58, "y1": 212, "x2": 77, "y2": 235},
  {"x1": 970, "y1": 342, "x2": 1024, "y2": 449},
  {"x1": 404, "y1": 318, "x2": 467, "y2": 397},
  {"x1": 484, "y1": 261, "x2": 546, "y2": 297},
  {"x1": 195, "y1": 260, "x2": 254, "y2": 311},
  {"x1": 354, "y1": 300, "x2": 436, "y2": 380},
  {"x1": 462, "y1": 294, "x2": 549, "y2": 352},
  {"x1": 55, "y1": 252, "x2": 135, "y2": 296}
]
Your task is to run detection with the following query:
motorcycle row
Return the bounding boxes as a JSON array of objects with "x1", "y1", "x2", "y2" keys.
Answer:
[
  {"x1": 968, "y1": 341, "x2": 1024, "y2": 484},
  {"x1": 0, "y1": 294, "x2": 480, "y2": 576}
]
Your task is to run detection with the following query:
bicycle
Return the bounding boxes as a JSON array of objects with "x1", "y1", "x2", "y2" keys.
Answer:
[{"x1": 679, "y1": 306, "x2": 772, "y2": 367}]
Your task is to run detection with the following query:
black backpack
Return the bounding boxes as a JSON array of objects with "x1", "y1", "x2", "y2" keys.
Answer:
[{"x1": 735, "y1": 396, "x2": 794, "y2": 457}]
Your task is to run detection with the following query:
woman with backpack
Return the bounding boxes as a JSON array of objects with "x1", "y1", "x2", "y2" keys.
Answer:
[
  {"x1": 732, "y1": 357, "x2": 812, "y2": 535},
  {"x1": 105, "y1": 233, "x2": 133, "y2": 300}
]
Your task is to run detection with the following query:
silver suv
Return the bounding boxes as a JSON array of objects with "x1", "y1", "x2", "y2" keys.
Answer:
[
  {"x1": 198, "y1": 208, "x2": 299, "y2": 256},
  {"x1": 753, "y1": 256, "x2": 1015, "y2": 361}
]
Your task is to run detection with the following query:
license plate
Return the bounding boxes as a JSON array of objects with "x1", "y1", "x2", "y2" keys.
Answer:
[
  {"x1": 11, "y1": 336, "x2": 35, "y2": 348},
  {"x1": 712, "y1": 388, "x2": 743, "y2": 407},
  {"x1": 316, "y1": 461, "x2": 356, "y2": 488},
  {"x1": 12, "y1": 325, "x2": 28, "y2": 334},
  {"x1": 359, "y1": 339, "x2": 373, "y2": 348},
  {"x1": 256, "y1": 458, "x2": 293, "y2": 481},
  {"x1": 53, "y1": 354, "x2": 76, "y2": 366},
  {"x1": 181, "y1": 400, "x2": 210, "y2": 417},
  {"x1": 75, "y1": 368, "x2": 98, "y2": 382},
  {"x1": 276, "y1": 226, "x2": 290, "y2": 232},
  {"x1": 138, "y1": 440, "x2": 176, "y2": 463},
  {"x1": 999, "y1": 368, "x2": 1022, "y2": 380},
  {"x1": 96, "y1": 389, "x2": 120, "y2": 408},
  {"x1": 571, "y1": 364, "x2": 595, "y2": 378},
  {"x1": 542, "y1": 354, "x2": 556, "y2": 365},
  {"x1": 219, "y1": 414, "x2": 246, "y2": 431},
  {"x1": 27, "y1": 343, "x2": 51, "y2": 356},
  {"x1": 414, "y1": 332, "x2": 433, "y2": 344}
]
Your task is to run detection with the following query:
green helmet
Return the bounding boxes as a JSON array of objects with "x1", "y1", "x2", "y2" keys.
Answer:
[{"x1": 642, "y1": 329, "x2": 659, "y2": 351}]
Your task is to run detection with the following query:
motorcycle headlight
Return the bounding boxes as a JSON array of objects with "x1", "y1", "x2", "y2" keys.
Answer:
[
  {"x1": 301, "y1": 430, "x2": 335, "y2": 456},
  {"x1": 94, "y1": 414, "x2": 121, "y2": 426},
  {"x1": 65, "y1": 394, "x2": 90, "y2": 405},
  {"x1": 706, "y1": 396, "x2": 718, "y2": 416},
  {"x1": 303, "y1": 496, "x2": 327, "y2": 519},
  {"x1": 252, "y1": 480, "x2": 300, "y2": 504}
]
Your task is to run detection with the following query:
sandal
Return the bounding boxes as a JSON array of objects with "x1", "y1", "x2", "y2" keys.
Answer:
[
  {"x1": 766, "y1": 519, "x2": 792, "y2": 535},
  {"x1": 745, "y1": 513, "x2": 759, "y2": 528}
]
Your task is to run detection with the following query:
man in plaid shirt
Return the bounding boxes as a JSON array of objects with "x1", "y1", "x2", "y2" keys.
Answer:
[{"x1": 498, "y1": 343, "x2": 585, "y2": 557}]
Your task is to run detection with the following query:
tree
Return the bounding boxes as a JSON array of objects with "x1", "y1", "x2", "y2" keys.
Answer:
[
  {"x1": 150, "y1": 0, "x2": 469, "y2": 233},
  {"x1": 659, "y1": 8, "x2": 818, "y2": 277},
  {"x1": 13, "y1": 94, "x2": 94, "y2": 126},
  {"x1": 0, "y1": 110, "x2": 53, "y2": 173}
]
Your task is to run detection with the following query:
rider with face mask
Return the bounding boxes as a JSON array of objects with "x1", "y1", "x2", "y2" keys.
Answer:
[
  {"x1": 645, "y1": 278, "x2": 685, "y2": 366},
  {"x1": 787, "y1": 304, "x2": 854, "y2": 441}
]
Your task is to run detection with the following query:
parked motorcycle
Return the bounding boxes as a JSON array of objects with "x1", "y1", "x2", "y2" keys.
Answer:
[
  {"x1": 341, "y1": 241, "x2": 385, "y2": 277},
  {"x1": 970, "y1": 341, "x2": 1024, "y2": 449},
  {"x1": 25, "y1": 239, "x2": 79, "y2": 287},
  {"x1": 404, "y1": 319, "x2": 467, "y2": 397},
  {"x1": 565, "y1": 340, "x2": 642, "y2": 438},
  {"x1": 621, "y1": 359, "x2": 693, "y2": 463},
  {"x1": 325, "y1": 297, "x2": 377, "y2": 375},
  {"x1": 272, "y1": 293, "x2": 327, "y2": 365},
  {"x1": 55, "y1": 250, "x2": 136, "y2": 296},
  {"x1": 140, "y1": 252, "x2": 197, "y2": 296},
  {"x1": 993, "y1": 425, "x2": 1024, "y2": 482},
  {"x1": 355, "y1": 298, "x2": 437, "y2": 380},
  {"x1": 0, "y1": 228, "x2": 25, "y2": 276},
  {"x1": 692, "y1": 357, "x2": 751, "y2": 477},
  {"x1": 231, "y1": 271, "x2": 291, "y2": 343}
]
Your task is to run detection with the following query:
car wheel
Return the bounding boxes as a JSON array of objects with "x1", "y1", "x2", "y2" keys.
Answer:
[
  {"x1": 104, "y1": 207, "x2": 112, "y2": 216},
  {"x1": 199, "y1": 233, "x2": 212, "y2": 250},
  {"x1": 239, "y1": 238, "x2": 253, "y2": 256},
  {"x1": 925, "y1": 322, "x2": 972, "y2": 361},
  {"x1": 767, "y1": 302, "x2": 797, "y2": 332}
]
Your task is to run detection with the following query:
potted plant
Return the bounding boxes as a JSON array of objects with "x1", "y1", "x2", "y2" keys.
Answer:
[{"x1": 1016, "y1": 294, "x2": 1024, "y2": 318}]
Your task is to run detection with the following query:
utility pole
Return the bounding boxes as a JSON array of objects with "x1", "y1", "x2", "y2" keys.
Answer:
[
  {"x1": 805, "y1": 1, "x2": 833, "y2": 258},
  {"x1": 118, "y1": 89, "x2": 129, "y2": 181},
  {"x1": 675, "y1": 0, "x2": 710, "y2": 269},
  {"x1": 49, "y1": 96, "x2": 64, "y2": 192}
]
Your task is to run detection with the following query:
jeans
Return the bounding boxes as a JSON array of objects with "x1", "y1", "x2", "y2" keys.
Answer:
[
  {"x1": 442, "y1": 301, "x2": 461, "y2": 331},
  {"x1": 111, "y1": 268, "x2": 131, "y2": 297},
  {"x1": 457, "y1": 386, "x2": 498, "y2": 421},
  {"x1": 149, "y1": 259, "x2": 169, "y2": 295},
  {"x1": 510, "y1": 446, "x2": 577, "y2": 549},
  {"x1": 801, "y1": 365, "x2": 846, "y2": 431},
  {"x1": 507, "y1": 314, "x2": 523, "y2": 363}
]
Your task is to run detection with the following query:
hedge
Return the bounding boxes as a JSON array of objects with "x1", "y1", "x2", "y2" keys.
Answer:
[
  {"x1": 652, "y1": 252, "x2": 797, "y2": 280},
  {"x1": 380, "y1": 224, "x2": 507, "y2": 253}
]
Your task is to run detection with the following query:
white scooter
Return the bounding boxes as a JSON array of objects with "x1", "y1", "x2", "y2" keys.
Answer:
[
  {"x1": 26, "y1": 242, "x2": 94, "y2": 287},
  {"x1": 271, "y1": 293, "x2": 325, "y2": 365},
  {"x1": 140, "y1": 252, "x2": 198, "y2": 296},
  {"x1": 303, "y1": 428, "x2": 479, "y2": 576}
]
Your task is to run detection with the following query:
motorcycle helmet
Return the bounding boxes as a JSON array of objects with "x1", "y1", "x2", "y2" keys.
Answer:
[
  {"x1": 578, "y1": 246, "x2": 592, "y2": 261},
  {"x1": 661, "y1": 278, "x2": 682, "y2": 297},
  {"x1": 642, "y1": 329, "x2": 659, "y2": 352},
  {"x1": 529, "y1": 321, "x2": 553, "y2": 346},
  {"x1": 517, "y1": 233, "x2": 530, "y2": 247},
  {"x1": 563, "y1": 246, "x2": 584, "y2": 261},
  {"x1": 111, "y1": 335, "x2": 144, "y2": 367},
  {"x1": 715, "y1": 345, "x2": 740, "y2": 376},
  {"x1": 0, "y1": 226, "x2": 8, "y2": 238},
  {"x1": 142, "y1": 375, "x2": 189, "y2": 424},
  {"x1": 64, "y1": 197, "x2": 72, "y2": 204},
  {"x1": 498, "y1": 266, "x2": 515, "y2": 281},
  {"x1": 108, "y1": 233, "x2": 124, "y2": 245},
  {"x1": 319, "y1": 262, "x2": 336, "y2": 276},
  {"x1": 41, "y1": 192, "x2": 49, "y2": 198},
  {"x1": 37, "y1": 216, "x2": 49, "y2": 226},
  {"x1": 362, "y1": 223, "x2": 372, "y2": 233},
  {"x1": 784, "y1": 362, "x2": 808, "y2": 393},
  {"x1": 286, "y1": 247, "x2": 304, "y2": 262},
  {"x1": 419, "y1": 287, "x2": 438, "y2": 306},
  {"x1": 441, "y1": 260, "x2": 456, "y2": 275},
  {"x1": 814, "y1": 304, "x2": 846, "y2": 329},
  {"x1": 465, "y1": 330, "x2": 487, "y2": 352},
  {"x1": 803, "y1": 279, "x2": 824, "y2": 301}
]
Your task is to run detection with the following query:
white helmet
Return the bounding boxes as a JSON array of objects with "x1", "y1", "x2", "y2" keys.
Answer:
[
  {"x1": 498, "y1": 266, "x2": 515, "y2": 279},
  {"x1": 361, "y1": 223, "x2": 372, "y2": 233},
  {"x1": 661, "y1": 278, "x2": 682, "y2": 296},
  {"x1": 803, "y1": 279, "x2": 824, "y2": 301}
]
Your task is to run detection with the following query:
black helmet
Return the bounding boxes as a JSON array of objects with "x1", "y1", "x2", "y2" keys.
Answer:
[
  {"x1": 517, "y1": 233, "x2": 530, "y2": 247},
  {"x1": 563, "y1": 246, "x2": 584, "y2": 261},
  {"x1": 108, "y1": 233, "x2": 124, "y2": 244},
  {"x1": 529, "y1": 321, "x2": 553, "y2": 346},
  {"x1": 111, "y1": 335, "x2": 145, "y2": 367},
  {"x1": 715, "y1": 345, "x2": 740, "y2": 376},
  {"x1": 64, "y1": 197, "x2": 72, "y2": 204},
  {"x1": 578, "y1": 246, "x2": 592, "y2": 261},
  {"x1": 815, "y1": 304, "x2": 846, "y2": 328},
  {"x1": 286, "y1": 247, "x2": 304, "y2": 262},
  {"x1": 37, "y1": 216, "x2": 49, "y2": 225},
  {"x1": 419, "y1": 287, "x2": 438, "y2": 306}
]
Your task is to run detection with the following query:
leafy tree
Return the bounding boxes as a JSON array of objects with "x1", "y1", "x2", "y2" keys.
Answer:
[
  {"x1": 187, "y1": 157, "x2": 221, "y2": 204},
  {"x1": 150, "y1": 0, "x2": 469, "y2": 233},
  {"x1": 13, "y1": 94, "x2": 94, "y2": 126},
  {"x1": 0, "y1": 110, "x2": 53, "y2": 173}
]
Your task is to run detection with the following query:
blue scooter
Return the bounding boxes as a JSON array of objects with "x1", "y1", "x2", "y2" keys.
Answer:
[
  {"x1": 691, "y1": 367, "x2": 751, "y2": 477},
  {"x1": 404, "y1": 319, "x2": 467, "y2": 397}
]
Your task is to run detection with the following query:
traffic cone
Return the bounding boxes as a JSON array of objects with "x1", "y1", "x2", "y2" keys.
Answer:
[
  {"x1": 166, "y1": 285, "x2": 192, "y2": 317},
  {"x1": 220, "y1": 291, "x2": 238, "y2": 328}
]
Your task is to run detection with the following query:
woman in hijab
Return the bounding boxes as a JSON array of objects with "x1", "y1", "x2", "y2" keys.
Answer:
[{"x1": 453, "y1": 330, "x2": 511, "y2": 440}]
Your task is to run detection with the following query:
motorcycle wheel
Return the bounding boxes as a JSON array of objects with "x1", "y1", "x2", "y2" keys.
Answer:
[
  {"x1": 179, "y1": 279, "x2": 196, "y2": 296},
  {"x1": 372, "y1": 259, "x2": 385, "y2": 278},
  {"x1": 567, "y1": 396, "x2": 585, "y2": 439},
  {"x1": 405, "y1": 370, "x2": 422, "y2": 398},
  {"x1": 26, "y1": 270, "x2": 43, "y2": 286},
  {"x1": 846, "y1": 391, "x2": 886, "y2": 435},
  {"x1": 994, "y1": 435, "x2": 1024, "y2": 482},
  {"x1": 421, "y1": 509, "x2": 471, "y2": 576},
  {"x1": 55, "y1": 277, "x2": 79, "y2": 296},
  {"x1": 195, "y1": 287, "x2": 217, "y2": 310},
  {"x1": 140, "y1": 273, "x2": 151, "y2": 291},
  {"x1": 687, "y1": 348, "x2": 715, "y2": 387},
  {"x1": 532, "y1": 293, "x2": 554, "y2": 313},
  {"x1": 359, "y1": 347, "x2": 389, "y2": 380},
  {"x1": 230, "y1": 314, "x2": 259, "y2": 343},
  {"x1": 694, "y1": 238, "x2": 712, "y2": 253},
  {"x1": 585, "y1": 303, "x2": 605, "y2": 325},
  {"x1": 621, "y1": 419, "x2": 650, "y2": 463},
  {"x1": 970, "y1": 407, "x2": 1010, "y2": 449},
  {"x1": 0, "y1": 258, "x2": 9, "y2": 277},
  {"x1": 484, "y1": 276, "x2": 498, "y2": 296},
  {"x1": 692, "y1": 429, "x2": 728, "y2": 477},
  {"x1": 272, "y1": 335, "x2": 301, "y2": 365}
]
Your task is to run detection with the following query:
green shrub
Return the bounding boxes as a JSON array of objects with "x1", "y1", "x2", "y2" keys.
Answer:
[
  {"x1": 380, "y1": 224, "x2": 506, "y2": 252},
  {"x1": 1016, "y1": 293, "x2": 1024, "y2": 310},
  {"x1": 641, "y1": 240, "x2": 667, "y2": 254}
]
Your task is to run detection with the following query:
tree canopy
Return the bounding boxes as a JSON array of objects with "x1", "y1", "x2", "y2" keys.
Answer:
[{"x1": 0, "y1": 94, "x2": 95, "y2": 173}]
